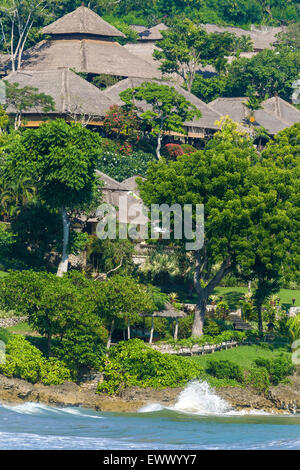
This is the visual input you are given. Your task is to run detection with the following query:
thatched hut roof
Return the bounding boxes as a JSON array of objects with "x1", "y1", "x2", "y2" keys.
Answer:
[
  {"x1": 103, "y1": 77, "x2": 222, "y2": 133},
  {"x1": 16, "y1": 6, "x2": 160, "y2": 79},
  {"x1": 201, "y1": 24, "x2": 286, "y2": 51},
  {"x1": 121, "y1": 176, "x2": 144, "y2": 197},
  {"x1": 20, "y1": 37, "x2": 161, "y2": 79},
  {"x1": 93, "y1": 170, "x2": 148, "y2": 226},
  {"x1": 208, "y1": 96, "x2": 300, "y2": 135},
  {"x1": 137, "y1": 23, "x2": 168, "y2": 41},
  {"x1": 4, "y1": 68, "x2": 113, "y2": 117},
  {"x1": 262, "y1": 96, "x2": 300, "y2": 127},
  {"x1": 43, "y1": 5, "x2": 125, "y2": 38},
  {"x1": 141, "y1": 302, "x2": 187, "y2": 318}
]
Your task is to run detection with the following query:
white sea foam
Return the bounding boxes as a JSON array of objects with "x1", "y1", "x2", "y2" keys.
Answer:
[
  {"x1": 139, "y1": 381, "x2": 275, "y2": 416},
  {"x1": 1, "y1": 402, "x2": 103, "y2": 418}
]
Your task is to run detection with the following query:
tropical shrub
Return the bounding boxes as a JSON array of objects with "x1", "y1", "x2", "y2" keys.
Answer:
[
  {"x1": 96, "y1": 149, "x2": 155, "y2": 181},
  {"x1": 0, "y1": 328, "x2": 12, "y2": 344},
  {"x1": 254, "y1": 354, "x2": 295, "y2": 385},
  {"x1": 97, "y1": 339, "x2": 203, "y2": 395},
  {"x1": 181, "y1": 144, "x2": 197, "y2": 155},
  {"x1": 203, "y1": 320, "x2": 222, "y2": 336},
  {"x1": 39, "y1": 357, "x2": 72, "y2": 386},
  {"x1": 0, "y1": 224, "x2": 15, "y2": 257},
  {"x1": 0, "y1": 336, "x2": 71, "y2": 384},
  {"x1": 246, "y1": 366, "x2": 270, "y2": 394},
  {"x1": 103, "y1": 105, "x2": 141, "y2": 140},
  {"x1": 52, "y1": 328, "x2": 108, "y2": 380},
  {"x1": 206, "y1": 359, "x2": 244, "y2": 383},
  {"x1": 163, "y1": 143, "x2": 184, "y2": 160}
]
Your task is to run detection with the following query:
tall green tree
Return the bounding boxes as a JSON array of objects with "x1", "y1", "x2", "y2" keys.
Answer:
[
  {"x1": 120, "y1": 81, "x2": 201, "y2": 159},
  {"x1": 3, "y1": 119, "x2": 103, "y2": 276},
  {"x1": 153, "y1": 18, "x2": 235, "y2": 92},
  {"x1": 3, "y1": 80, "x2": 55, "y2": 129},
  {"x1": 96, "y1": 275, "x2": 156, "y2": 349},
  {"x1": 0, "y1": 270, "x2": 107, "y2": 357},
  {"x1": 138, "y1": 117, "x2": 298, "y2": 336}
]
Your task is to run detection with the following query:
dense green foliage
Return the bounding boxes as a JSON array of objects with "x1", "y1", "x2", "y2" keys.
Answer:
[
  {"x1": 206, "y1": 359, "x2": 244, "y2": 382},
  {"x1": 192, "y1": 48, "x2": 300, "y2": 103},
  {"x1": 0, "y1": 335, "x2": 71, "y2": 385},
  {"x1": 33, "y1": 0, "x2": 299, "y2": 29},
  {"x1": 246, "y1": 366, "x2": 270, "y2": 393},
  {"x1": 96, "y1": 148, "x2": 155, "y2": 181},
  {"x1": 254, "y1": 354, "x2": 295, "y2": 385},
  {"x1": 97, "y1": 339, "x2": 204, "y2": 394},
  {"x1": 138, "y1": 118, "x2": 299, "y2": 335},
  {"x1": 120, "y1": 82, "x2": 201, "y2": 158}
]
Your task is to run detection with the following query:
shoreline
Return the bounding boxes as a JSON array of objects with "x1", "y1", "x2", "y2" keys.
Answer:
[{"x1": 1, "y1": 374, "x2": 300, "y2": 415}]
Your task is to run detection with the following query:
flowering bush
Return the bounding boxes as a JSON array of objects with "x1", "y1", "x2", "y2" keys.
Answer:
[
  {"x1": 103, "y1": 105, "x2": 141, "y2": 140},
  {"x1": 163, "y1": 143, "x2": 184, "y2": 160}
]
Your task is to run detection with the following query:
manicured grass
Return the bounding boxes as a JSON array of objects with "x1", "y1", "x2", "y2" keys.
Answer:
[
  {"x1": 5, "y1": 322, "x2": 36, "y2": 335},
  {"x1": 169, "y1": 285, "x2": 300, "y2": 310},
  {"x1": 190, "y1": 343, "x2": 291, "y2": 371}
]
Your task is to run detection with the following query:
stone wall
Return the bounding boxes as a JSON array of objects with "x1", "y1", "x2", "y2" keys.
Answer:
[{"x1": 0, "y1": 316, "x2": 27, "y2": 328}]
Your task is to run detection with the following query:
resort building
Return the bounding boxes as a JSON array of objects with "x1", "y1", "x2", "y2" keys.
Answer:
[{"x1": 19, "y1": 5, "x2": 160, "y2": 80}]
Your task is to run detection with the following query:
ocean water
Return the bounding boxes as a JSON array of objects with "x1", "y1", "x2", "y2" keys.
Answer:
[{"x1": 0, "y1": 381, "x2": 300, "y2": 450}]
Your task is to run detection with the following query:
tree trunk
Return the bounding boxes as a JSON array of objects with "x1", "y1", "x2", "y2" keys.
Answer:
[
  {"x1": 257, "y1": 302, "x2": 263, "y2": 335},
  {"x1": 106, "y1": 319, "x2": 115, "y2": 351},
  {"x1": 47, "y1": 333, "x2": 52, "y2": 358},
  {"x1": 57, "y1": 207, "x2": 70, "y2": 277},
  {"x1": 192, "y1": 295, "x2": 207, "y2": 337},
  {"x1": 156, "y1": 134, "x2": 162, "y2": 159},
  {"x1": 192, "y1": 251, "x2": 231, "y2": 337}
]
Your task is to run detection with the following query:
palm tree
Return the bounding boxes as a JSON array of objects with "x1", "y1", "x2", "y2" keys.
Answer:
[{"x1": 0, "y1": 176, "x2": 37, "y2": 219}]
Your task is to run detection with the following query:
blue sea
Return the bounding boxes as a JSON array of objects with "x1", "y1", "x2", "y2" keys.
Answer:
[{"x1": 0, "y1": 381, "x2": 300, "y2": 450}]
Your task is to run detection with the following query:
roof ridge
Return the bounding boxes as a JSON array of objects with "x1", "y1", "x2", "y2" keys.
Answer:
[{"x1": 42, "y1": 5, "x2": 125, "y2": 38}]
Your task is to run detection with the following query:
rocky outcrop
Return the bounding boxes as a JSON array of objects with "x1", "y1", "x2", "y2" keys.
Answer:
[
  {"x1": 218, "y1": 376, "x2": 300, "y2": 414},
  {"x1": 1, "y1": 373, "x2": 300, "y2": 414}
]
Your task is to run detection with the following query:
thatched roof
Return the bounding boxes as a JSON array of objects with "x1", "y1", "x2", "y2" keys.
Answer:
[
  {"x1": 208, "y1": 96, "x2": 299, "y2": 135},
  {"x1": 93, "y1": 170, "x2": 148, "y2": 226},
  {"x1": 124, "y1": 42, "x2": 159, "y2": 67},
  {"x1": 20, "y1": 37, "x2": 161, "y2": 79},
  {"x1": 121, "y1": 176, "x2": 144, "y2": 197},
  {"x1": 103, "y1": 77, "x2": 222, "y2": 132},
  {"x1": 141, "y1": 302, "x2": 187, "y2": 318},
  {"x1": 4, "y1": 68, "x2": 113, "y2": 117},
  {"x1": 201, "y1": 24, "x2": 286, "y2": 51},
  {"x1": 43, "y1": 6, "x2": 125, "y2": 38},
  {"x1": 262, "y1": 96, "x2": 300, "y2": 127},
  {"x1": 130, "y1": 23, "x2": 168, "y2": 41},
  {"x1": 137, "y1": 23, "x2": 168, "y2": 41}
]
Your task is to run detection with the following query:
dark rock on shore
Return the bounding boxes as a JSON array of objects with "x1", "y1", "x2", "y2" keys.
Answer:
[{"x1": 1, "y1": 373, "x2": 300, "y2": 414}]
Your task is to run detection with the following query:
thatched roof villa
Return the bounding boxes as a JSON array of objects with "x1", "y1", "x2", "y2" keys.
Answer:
[
  {"x1": 1, "y1": 6, "x2": 297, "y2": 139},
  {"x1": 82, "y1": 171, "x2": 148, "y2": 235},
  {"x1": 208, "y1": 96, "x2": 300, "y2": 135},
  {"x1": 201, "y1": 24, "x2": 286, "y2": 52},
  {"x1": 19, "y1": 6, "x2": 160, "y2": 80},
  {"x1": 102, "y1": 77, "x2": 223, "y2": 139},
  {"x1": 4, "y1": 68, "x2": 114, "y2": 126}
]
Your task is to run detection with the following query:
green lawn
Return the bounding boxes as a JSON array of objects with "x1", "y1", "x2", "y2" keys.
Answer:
[
  {"x1": 190, "y1": 343, "x2": 290, "y2": 371},
  {"x1": 168, "y1": 285, "x2": 300, "y2": 310},
  {"x1": 5, "y1": 322, "x2": 36, "y2": 335}
]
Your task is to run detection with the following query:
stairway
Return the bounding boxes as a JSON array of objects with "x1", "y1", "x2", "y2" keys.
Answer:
[{"x1": 228, "y1": 314, "x2": 253, "y2": 331}]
